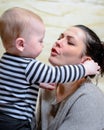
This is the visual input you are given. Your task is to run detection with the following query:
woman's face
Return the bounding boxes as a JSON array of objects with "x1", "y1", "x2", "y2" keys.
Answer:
[{"x1": 49, "y1": 27, "x2": 86, "y2": 66}]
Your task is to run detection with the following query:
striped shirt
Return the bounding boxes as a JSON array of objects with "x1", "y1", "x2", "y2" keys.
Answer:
[{"x1": 0, "y1": 53, "x2": 85, "y2": 122}]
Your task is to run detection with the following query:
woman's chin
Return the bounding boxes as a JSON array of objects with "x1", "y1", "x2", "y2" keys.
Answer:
[{"x1": 49, "y1": 58, "x2": 59, "y2": 66}]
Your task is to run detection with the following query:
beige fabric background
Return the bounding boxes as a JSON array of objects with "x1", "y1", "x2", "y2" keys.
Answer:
[{"x1": 0, "y1": 0, "x2": 104, "y2": 91}]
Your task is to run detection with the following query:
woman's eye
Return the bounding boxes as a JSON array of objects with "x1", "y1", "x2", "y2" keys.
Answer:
[{"x1": 68, "y1": 42, "x2": 74, "y2": 45}]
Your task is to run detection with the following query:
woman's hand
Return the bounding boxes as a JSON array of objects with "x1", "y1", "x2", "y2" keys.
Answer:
[{"x1": 40, "y1": 83, "x2": 56, "y2": 90}]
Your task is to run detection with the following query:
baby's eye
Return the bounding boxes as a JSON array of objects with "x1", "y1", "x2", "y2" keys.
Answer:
[{"x1": 40, "y1": 40, "x2": 43, "y2": 43}]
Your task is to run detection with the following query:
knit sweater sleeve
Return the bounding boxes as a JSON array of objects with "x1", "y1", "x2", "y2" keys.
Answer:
[{"x1": 25, "y1": 60, "x2": 85, "y2": 84}]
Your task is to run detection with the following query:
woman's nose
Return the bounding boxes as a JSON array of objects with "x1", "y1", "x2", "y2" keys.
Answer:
[{"x1": 55, "y1": 39, "x2": 64, "y2": 47}]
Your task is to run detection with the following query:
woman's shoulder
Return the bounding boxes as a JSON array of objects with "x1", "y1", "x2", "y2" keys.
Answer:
[
  {"x1": 81, "y1": 81, "x2": 104, "y2": 98},
  {"x1": 65, "y1": 81, "x2": 104, "y2": 109}
]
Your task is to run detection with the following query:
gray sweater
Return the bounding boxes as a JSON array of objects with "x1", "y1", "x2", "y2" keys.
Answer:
[{"x1": 36, "y1": 81, "x2": 104, "y2": 130}]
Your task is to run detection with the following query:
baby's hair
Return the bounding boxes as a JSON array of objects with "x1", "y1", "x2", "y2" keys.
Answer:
[{"x1": 0, "y1": 7, "x2": 43, "y2": 48}]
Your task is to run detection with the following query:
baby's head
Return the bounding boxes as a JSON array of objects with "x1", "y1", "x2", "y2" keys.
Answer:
[{"x1": 0, "y1": 7, "x2": 45, "y2": 58}]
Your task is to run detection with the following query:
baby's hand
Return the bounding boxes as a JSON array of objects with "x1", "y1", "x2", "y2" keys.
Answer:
[
  {"x1": 83, "y1": 59, "x2": 100, "y2": 76},
  {"x1": 40, "y1": 83, "x2": 56, "y2": 90}
]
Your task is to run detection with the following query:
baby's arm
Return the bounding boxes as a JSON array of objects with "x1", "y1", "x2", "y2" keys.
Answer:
[
  {"x1": 39, "y1": 60, "x2": 100, "y2": 89},
  {"x1": 26, "y1": 59, "x2": 100, "y2": 84}
]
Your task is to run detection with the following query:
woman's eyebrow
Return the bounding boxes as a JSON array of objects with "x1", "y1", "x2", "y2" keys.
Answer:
[
  {"x1": 67, "y1": 35, "x2": 74, "y2": 40},
  {"x1": 60, "y1": 33, "x2": 74, "y2": 40},
  {"x1": 63, "y1": 32, "x2": 73, "y2": 38}
]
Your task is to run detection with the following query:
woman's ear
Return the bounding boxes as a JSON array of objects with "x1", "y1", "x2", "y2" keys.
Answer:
[
  {"x1": 15, "y1": 38, "x2": 25, "y2": 52},
  {"x1": 81, "y1": 56, "x2": 92, "y2": 63}
]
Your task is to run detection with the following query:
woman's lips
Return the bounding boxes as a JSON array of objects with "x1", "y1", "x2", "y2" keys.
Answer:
[{"x1": 51, "y1": 48, "x2": 60, "y2": 56}]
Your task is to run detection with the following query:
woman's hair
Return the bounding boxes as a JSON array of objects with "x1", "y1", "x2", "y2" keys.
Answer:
[{"x1": 74, "y1": 25, "x2": 104, "y2": 76}]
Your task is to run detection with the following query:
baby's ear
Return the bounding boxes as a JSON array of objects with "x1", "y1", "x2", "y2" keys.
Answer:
[
  {"x1": 81, "y1": 56, "x2": 92, "y2": 63},
  {"x1": 15, "y1": 37, "x2": 25, "y2": 52}
]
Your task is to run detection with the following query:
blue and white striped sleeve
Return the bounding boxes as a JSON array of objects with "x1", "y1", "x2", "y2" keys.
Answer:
[{"x1": 25, "y1": 60, "x2": 85, "y2": 84}]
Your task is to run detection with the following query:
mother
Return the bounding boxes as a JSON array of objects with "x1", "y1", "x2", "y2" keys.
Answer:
[{"x1": 36, "y1": 25, "x2": 104, "y2": 130}]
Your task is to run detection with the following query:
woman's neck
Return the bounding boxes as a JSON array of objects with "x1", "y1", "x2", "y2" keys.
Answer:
[{"x1": 56, "y1": 78, "x2": 87, "y2": 103}]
